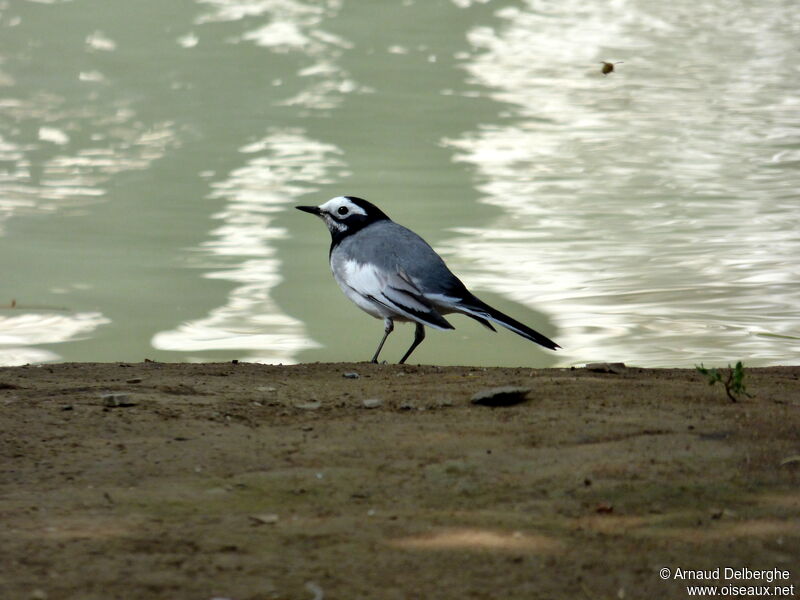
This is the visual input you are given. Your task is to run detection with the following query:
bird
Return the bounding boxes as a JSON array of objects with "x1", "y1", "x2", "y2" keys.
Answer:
[
  {"x1": 601, "y1": 61, "x2": 623, "y2": 75},
  {"x1": 296, "y1": 196, "x2": 560, "y2": 364}
]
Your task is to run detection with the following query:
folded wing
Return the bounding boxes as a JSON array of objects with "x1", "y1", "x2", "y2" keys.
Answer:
[{"x1": 340, "y1": 261, "x2": 454, "y2": 330}]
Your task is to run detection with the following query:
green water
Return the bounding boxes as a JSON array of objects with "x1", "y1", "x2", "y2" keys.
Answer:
[{"x1": 1, "y1": 0, "x2": 798, "y2": 367}]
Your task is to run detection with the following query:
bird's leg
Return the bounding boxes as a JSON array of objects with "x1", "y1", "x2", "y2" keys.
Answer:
[
  {"x1": 398, "y1": 322, "x2": 425, "y2": 365},
  {"x1": 370, "y1": 318, "x2": 394, "y2": 363}
]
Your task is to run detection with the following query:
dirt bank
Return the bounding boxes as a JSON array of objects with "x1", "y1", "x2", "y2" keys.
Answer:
[{"x1": 1, "y1": 362, "x2": 798, "y2": 599}]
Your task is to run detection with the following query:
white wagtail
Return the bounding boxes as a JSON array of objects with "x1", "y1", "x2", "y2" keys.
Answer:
[{"x1": 296, "y1": 196, "x2": 560, "y2": 364}]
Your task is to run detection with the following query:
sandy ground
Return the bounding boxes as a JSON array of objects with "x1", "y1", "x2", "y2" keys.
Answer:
[{"x1": 1, "y1": 362, "x2": 798, "y2": 600}]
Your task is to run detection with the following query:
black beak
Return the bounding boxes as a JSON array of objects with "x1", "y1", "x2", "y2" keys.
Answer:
[{"x1": 296, "y1": 205, "x2": 321, "y2": 216}]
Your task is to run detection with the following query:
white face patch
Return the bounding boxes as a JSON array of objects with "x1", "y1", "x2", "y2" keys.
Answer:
[
  {"x1": 318, "y1": 196, "x2": 367, "y2": 219},
  {"x1": 315, "y1": 197, "x2": 368, "y2": 234}
]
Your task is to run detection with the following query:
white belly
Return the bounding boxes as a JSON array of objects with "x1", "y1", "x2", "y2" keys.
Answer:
[{"x1": 331, "y1": 259, "x2": 398, "y2": 320}]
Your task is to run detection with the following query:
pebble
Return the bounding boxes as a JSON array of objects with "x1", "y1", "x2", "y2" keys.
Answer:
[
  {"x1": 470, "y1": 386, "x2": 530, "y2": 407},
  {"x1": 361, "y1": 398, "x2": 383, "y2": 409},
  {"x1": 342, "y1": 372, "x2": 360, "y2": 379},
  {"x1": 710, "y1": 508, "x2": 736, "y2": 520},
  {"x1": 305, "y1": 582, "x2": 324, "y2": 600},
  {"x1": 126, "y1": 378, "x2": 142, "y2": 384},
  {"x1": 293, "y1": 401, "x2": 321, "y2": 410},
  {"x1": 249, "y1": 513, "x2": 279, "y2": 525},
  {"x1": 100, "y1": 393, "x2": 138, "y2": 408}
]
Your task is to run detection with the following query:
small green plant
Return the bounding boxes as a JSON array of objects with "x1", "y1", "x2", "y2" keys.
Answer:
[{"x1": 695, "y1": 361, "x2": 752, "y2": 402}]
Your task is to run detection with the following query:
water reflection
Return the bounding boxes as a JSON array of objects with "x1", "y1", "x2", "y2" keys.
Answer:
[
  {"x1": 0, "y1": 311, "x2": 109, "y2": 366},
  {"x1": 148, "y1": 0, "x2": 360, "y2": 362},
  {"x1": 0, "y1": 96, "x2": 178, "y2": 226},
  {"x1": 0, "y1": 0, "x2": 180, "y2": 361},
  {"x1": 443, "y1": 0, "x2": 800, "y2": 366},
  {"x1": 197, "y1": 0, "x2": 362, "y2": 110},
  {"x1": 1, "y1": 0, "x2": 797, "y2": 367},
  {"x1": 151, "y1": 128, "x2": 345, "y2": 362}
]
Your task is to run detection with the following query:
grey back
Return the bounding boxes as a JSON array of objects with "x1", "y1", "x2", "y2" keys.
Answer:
[{"x1": 333, "y1": 221, "x2": 466, "y2": 296}]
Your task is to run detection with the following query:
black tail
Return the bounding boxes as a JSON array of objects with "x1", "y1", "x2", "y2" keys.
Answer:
[{"x1": 457, "y1": 294, "x2": 560, "y2": 351}]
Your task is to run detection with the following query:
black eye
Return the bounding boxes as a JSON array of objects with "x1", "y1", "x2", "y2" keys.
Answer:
[{"x1": 337, "y1": 206, "x2": 348, "y2": 215}]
